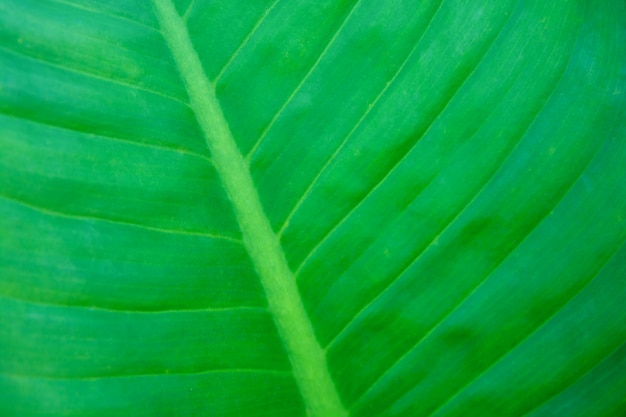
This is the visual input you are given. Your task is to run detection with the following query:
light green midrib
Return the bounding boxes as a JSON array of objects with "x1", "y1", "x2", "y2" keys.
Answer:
[{"x1": 151, "y1": 1, "x2": 347, "y2": 416}]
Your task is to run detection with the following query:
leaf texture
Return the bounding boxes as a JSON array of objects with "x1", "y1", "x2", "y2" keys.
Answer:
[{"x1": 1, "y1": 0, "x2": 625, "y2": 416}]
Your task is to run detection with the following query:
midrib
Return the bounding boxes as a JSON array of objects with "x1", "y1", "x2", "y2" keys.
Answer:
[{"x1": 151, "y1": 1, "x2": 347, "y2": 416}]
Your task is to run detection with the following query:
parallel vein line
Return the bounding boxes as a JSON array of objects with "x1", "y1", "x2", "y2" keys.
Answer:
[
  {"x1": 1, "y1": 368, "x2": 292, "y2": 381},
  {"x1": 0, "y1": 295, "x2": 263, "y2": 314},
  {"x1": 296, "y1": 1, "x2": 524, "y2": 286},
  {"x1": 245, "y1": 0, "x2": 363, "y2": 161},
  {"x1": 0, "y1": 44, "x2": 189, "y2": 106},
  {"x1": 0, "y1": 111, "x2": 212, "y2": 163},
  {"x1": 182, "y1": 0, "x2": 197, "y2": 21},
  {"x1": 352, "y1": 108, "x2": 604, "y2": 409},
  {"x1": 344, "y1": 48, "x2": 574, "y2": 407},
  {"x1": 0, "y1": 194, "x2": 241, "y2": 243},
  {"x1": 326, "y1": 10, "x2": 579, "y2": 352},
  {"x1": 520, "y1": 338, "x2": 626, "y2": 417},
  {"x1": 276, "y1": 0, "x2": 445, "y2": 237},
  {"x1": 352, "y1": 8, "x2": 591, "y2": 409},
  {"x1": 420, "y1": 236, "x2": 626, "y2": 417},
  {"x1": 50, "y1": 0, "x2": 159, "y2": 32},
  {"x1": 213, "y1": 0, "x2": 282, "y2": 84},
  {"x1": 297, "y1": 0, "x2": 527, "y2": 285},
  {"x1": 322, "y1": 95, "x2": 504, "y2": 349},
  {"x1": 294, "y1": 1, "x2": 516, "y2": 278}
]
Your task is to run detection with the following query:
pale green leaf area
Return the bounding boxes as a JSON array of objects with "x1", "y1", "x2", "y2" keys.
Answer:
[{"x1": 1, "y1": 0, "x2": 625, "y2": 415}]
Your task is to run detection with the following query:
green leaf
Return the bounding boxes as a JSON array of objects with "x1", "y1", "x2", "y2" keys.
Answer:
[{"x1": 1, "y1": 0, "x2": 625, "y2": 416}]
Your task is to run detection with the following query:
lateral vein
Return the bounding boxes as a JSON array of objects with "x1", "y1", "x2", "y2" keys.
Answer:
[{"x1": 151, "y1": 1, "x2": 347, "y2": 416}]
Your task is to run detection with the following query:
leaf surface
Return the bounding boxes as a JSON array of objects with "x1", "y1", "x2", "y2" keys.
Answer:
[{"x1": 1, "y1": 0, "x2": 625, "y2": 416}]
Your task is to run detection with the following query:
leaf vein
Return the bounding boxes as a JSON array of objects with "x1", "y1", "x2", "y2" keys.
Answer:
[
  {"x1": 294, "y1": 0, "x2": 514, "y2": 278},
  {"x1": 0, "y1": 194, "x2": 242, "y2": 243},
  {"x1": 0, "y1": 111, "x2": 212, "y2": 163},
  {"x1": 213, "y1": 0, "x2": 282, "y2": 84},
  {"x1": 351, "y1": 110, "x2": 605, "y2": 409},
  {"x1": 1, "y1": 368, "x2": 292, "y2": 381},
  {"x1": 276, "y1": 0, "x2": 446, "y2": 237},
  {"x1": 244, "y1": 0, "x2": 364, "y2": 162},
  {"x1": 182, "y1": 0, "x2": 198, "y2": 22},
  {"x1": 49, "y1": 0, "x2": 159, "y2": 32},
  {"x1": 0, "y1": 295, "x2": 264, "y2": 314},
  {"x1": 419, "y1": 236, "x2": 626, "y2": 417},
  {"x1": 520, "y1": 338, "x2": 626, "y2": 417},
  {"x1": 0, "y1": 44, "x2": 189, "y2": 106}
]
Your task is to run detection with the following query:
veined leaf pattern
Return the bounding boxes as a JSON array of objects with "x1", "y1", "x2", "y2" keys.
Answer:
[{"x1": 1, "y1": 0, "x2": 625, "y2": 416}]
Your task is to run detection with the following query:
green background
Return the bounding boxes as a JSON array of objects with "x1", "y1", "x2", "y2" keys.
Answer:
[{"x1": 1, "y1": 0, "x2": 625, "y2": 415}]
